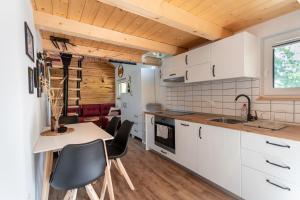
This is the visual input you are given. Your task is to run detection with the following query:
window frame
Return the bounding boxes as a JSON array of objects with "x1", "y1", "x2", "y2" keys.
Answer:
[
  {"x1": 272, "y1": 39, "x2": 300, "y2": 89},
  {"x1": 262, "y1": 29, "x2": 300, "y2": 96}
]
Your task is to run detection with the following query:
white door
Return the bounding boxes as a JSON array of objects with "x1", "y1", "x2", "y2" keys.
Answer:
[
  {"x1": 211, "y1": 33, "x2": 244, "y2": 80},
  {"x1": 185, "y1": 62, "x2": 213, "y2": 83},
  {"x1": 175, "y1": 120, "x2": 199, "y2": 172},
  {"x1": 186, "y1": 44, "x2": 211, "y2": 67},
  {"x1": 206, "y1": 125, "x2": 241, "y2": 196},
  {"x1": 145, "y1": 114, "x2": 154, "y2": 150},
  {"x1": 195, "y1": 123, "x2": 214, "y2": 180}
]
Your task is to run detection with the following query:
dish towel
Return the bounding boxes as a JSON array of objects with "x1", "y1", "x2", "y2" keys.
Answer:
[{"x1": 157, "y1": 124, "x2": 169, "y2": 139}]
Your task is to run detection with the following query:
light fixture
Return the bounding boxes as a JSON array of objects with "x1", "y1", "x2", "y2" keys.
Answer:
[{"x1": 298, "y1": 0, "x2": 300, "y2": 4}]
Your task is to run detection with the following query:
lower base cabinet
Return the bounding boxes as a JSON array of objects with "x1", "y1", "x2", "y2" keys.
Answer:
[
  {"x1": 242, "y1": 166, "x2": 300, "y2": 200},
  {"x1": 175, "y1": 120, "x2": 241, "y2": 197},
  {"x1": 203, "y1": 125, "x2": 241, "y2": 197}
]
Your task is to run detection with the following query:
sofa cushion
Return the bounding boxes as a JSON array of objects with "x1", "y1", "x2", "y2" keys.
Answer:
[
  {"x1": 82, "y1": 104, "x2": 100, "y2": 117},
  {"x1": 100, "y1": 103, "x2": 115, "y2": 116}
]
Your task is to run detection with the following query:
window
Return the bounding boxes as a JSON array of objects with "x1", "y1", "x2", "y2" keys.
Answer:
[
  {"x1": 273, "y1": 40, "x2": 300, "y2": 88},
  {"x1": 262, "y1": 29, "x2": 300, "y2": 96},
  {"x1": 117, "y1": 82, "x2": 128, "y2": 97}
]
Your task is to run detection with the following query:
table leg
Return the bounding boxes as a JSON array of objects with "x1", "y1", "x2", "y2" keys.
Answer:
[{"x1": 41, "y1": 151, "x2": 53, "y2": 200}]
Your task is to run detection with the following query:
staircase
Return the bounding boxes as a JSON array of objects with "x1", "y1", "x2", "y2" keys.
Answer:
[{"x1": 45, "y1": 52, "x2": 84, "y2": 117}]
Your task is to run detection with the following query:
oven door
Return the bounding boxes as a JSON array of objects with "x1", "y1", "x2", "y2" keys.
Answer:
[{"x1": 154, "y1": 122, "x2": 175, "y2": 153}]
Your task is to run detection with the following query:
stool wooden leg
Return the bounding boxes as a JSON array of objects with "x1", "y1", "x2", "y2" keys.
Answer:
[
  {"x1": 64, "y1": 189, "x2": 77, "y2": 200},
  {"x1": 112, "y1": 160, "x2": 123, "y2": 175},
  {"x1": 85, "y1": 184, "x2": 100, "y2": 200},
  {"x1": 106, "y1": 165, "x2": 115, "y2": 200},
  {"x1": 116, "y1": 158, "x2": 135, "y2": 190},
  {"x1": 41, "y1": 151, "x2": 53, "y2": 200}
]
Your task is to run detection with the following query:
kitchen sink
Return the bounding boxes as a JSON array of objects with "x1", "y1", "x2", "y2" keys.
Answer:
[{"x1": 209, "y1": 117, "x2": 244, "y2": 124}]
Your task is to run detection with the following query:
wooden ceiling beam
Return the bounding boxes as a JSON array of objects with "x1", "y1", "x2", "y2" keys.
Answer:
[
  {"x1": 97, "y1": 0, "x2": 232, "y2": 40},
  {"x1": 34, "y1": 11, "x2": 184, "y2": 55},
  {"x1": 42, "y1": 39, "x2": 142, "y2": 63}
]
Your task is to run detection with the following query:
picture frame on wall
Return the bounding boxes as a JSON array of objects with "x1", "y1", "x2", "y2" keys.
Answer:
[
  {"x1": 24, "y1": 22, "x2": 34, "y2": 62},
  {"x1": 35, "y1": 62, "x2": 41, "y2": 98},
  {"x1": 28, "y1": 67, "x2": 34, "y2": 94}
]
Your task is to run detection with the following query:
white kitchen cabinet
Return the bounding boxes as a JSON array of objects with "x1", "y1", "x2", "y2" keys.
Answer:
[
  {"x1": 175, "y1": 120, "x2": 241, "y2": 196},
  {"x1": 211, "y1": 31, "x2": 259, "y2": 80},
  {"x1": 175, "y1": 120, "x2": 201, "y2": 172},
  {"x1": 241, "y1": 131, "x2": 300, "y2": 200},
  {"x1": 161, "y1": 54, "x2": 185, "y2": 80},
  {"x1": 242, "y1": 167, "x2": 300, "y2": 200},
  {"x1": 145, "y1": 114, "x2": 155, "y2": 150},
  {"x1": 205, "y1": 125, "x2": 242, "y2": 197},
  {"x1": 185, "y1": 44, "x2": 211, "y2": 67},
  {"x1": 184, "y1": 62, "x2": 213, "y2": 83}
]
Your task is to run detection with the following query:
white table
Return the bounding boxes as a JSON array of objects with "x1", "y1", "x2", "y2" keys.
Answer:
[{"x1": 34, "y1": 122, "x2": 114, "y2": 200}]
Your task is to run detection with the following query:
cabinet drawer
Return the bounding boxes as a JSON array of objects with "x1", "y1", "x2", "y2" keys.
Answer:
[
  {"x1": 151, "y1": 144, "x2": 177, "y2": 161},
  {"x1": 242, "y1": 167, "x2": 300, "y2": 200},
  {"x1": 241, "y1": 131, "x2": 300, "y2": 160},
  {"x1": 242, "y1": 149, "x2": 300, "y2": 183}
]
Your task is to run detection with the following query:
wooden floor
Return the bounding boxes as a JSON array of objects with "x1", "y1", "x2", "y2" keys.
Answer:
[{"x1": 49, "y1": 139, "x2": 235, "y2": 200}]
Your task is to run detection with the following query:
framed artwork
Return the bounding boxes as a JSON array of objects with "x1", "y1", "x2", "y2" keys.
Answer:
[
  {"x1": 28, "y1": 67, "x2": 34, "y2": 94},
  {"x1": 33, "y1": 67, "x2": 38, "y2": 88},
  {"x1": 24, "y1": 22, "x2": 34, "y2": 62}
]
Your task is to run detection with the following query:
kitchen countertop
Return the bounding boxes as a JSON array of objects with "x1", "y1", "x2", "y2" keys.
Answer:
[{"x1": 145, "y1": 111, "x2": 300, "y2": 142}]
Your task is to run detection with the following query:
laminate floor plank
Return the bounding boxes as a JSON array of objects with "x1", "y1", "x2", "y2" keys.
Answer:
[{"x1": 49, "y1": 139, "x2": 235, "y2": 200}]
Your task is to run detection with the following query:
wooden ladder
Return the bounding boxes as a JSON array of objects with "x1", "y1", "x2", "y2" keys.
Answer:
[{"x1": 46, "y1": 54, "x2": 84, "y2": 117}]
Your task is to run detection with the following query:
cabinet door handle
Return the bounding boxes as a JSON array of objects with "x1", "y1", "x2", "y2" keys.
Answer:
[
  {"x1": 185, "y1": 70, "x2": 188, "y2": 80},
  {"x1": 266, "y1": 179, "x2": 291, "y2": 191},
  {"x1": 169, "y1": 73, "x2": 176, "y2": 76},
  {"x1": 151, "y1": 117, "x2": 154, "y2": 125},
  {"x1": 198, "y1": 127, "x2": 202, "y2": 139},
  {"x1": 212, "y1": 65, "x2": 215, "y2": 77},
  {"x1": 266, "y1": 141, "x2": 290, "y2": 149},
  {"x1": 180, "y1": 123, "x2": 189, "y2": 126},
  {"x1": 161, "y1": 150, "x2": 167, "y2": 154},
  {"x1": 185, "y1": 55, "x2": 188, "y2": 65},
  {"x1": 266, "y1": 160, "x2": 291, "y2": 170}
]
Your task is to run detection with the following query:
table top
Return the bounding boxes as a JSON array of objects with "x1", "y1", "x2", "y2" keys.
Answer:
[{"x1": 33, "y1": 122, "x2": 113, "y2": 154}]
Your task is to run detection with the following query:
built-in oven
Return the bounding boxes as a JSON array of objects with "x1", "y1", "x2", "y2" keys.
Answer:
[{"x1": 154, "y1": 116, "x2": 175, "y2": 153}]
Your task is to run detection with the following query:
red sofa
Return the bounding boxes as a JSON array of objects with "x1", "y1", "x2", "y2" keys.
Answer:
[{"x1": 68, "y1": 103, "x2": 115, "y2": 128}]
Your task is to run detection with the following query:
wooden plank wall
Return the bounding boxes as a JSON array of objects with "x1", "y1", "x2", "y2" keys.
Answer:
[
  {"x1": 51, "y1": 56, "x2": 115, "y2": 105},
  {"x1": 80, "y1": 57, "x2": 115, "y2": 104}
]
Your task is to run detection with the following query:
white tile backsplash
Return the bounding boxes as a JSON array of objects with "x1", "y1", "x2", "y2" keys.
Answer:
[{"x1": 164, "y1": 78, "x2": 299, "y2": 124}]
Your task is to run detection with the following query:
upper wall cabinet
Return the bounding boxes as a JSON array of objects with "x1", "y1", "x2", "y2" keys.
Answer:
[
  {"x1": 161, "y1": 53, "x2": 185, "y2": 80},
  {"x1": 185, "y1": 32, "x2": 259, "y2": 83},
  {"x1": 211, "y1": 31, "x2": 259, "y2": 80},
  {"x1": 184, "y1": 45, "x2": 212, "y2": 83},
  {"x1": 185, "y1": 44, "x2": 211, "y2": 67}
]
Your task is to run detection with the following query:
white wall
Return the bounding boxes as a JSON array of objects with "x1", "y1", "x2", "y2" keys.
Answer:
[{"x1": 0, "y1": 1, "x2": 47, "y2": 199}]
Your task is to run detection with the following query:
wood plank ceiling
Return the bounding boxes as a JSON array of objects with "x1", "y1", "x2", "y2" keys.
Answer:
[{"x1": 32, "y1": 0, "x2": 300, "y2": 62}]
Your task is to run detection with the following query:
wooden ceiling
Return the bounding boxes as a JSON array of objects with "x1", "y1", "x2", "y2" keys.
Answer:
[
  {"x1": 164, "y1": 0, "x2": 300, "y2": 31},
  {"x1": 32, "y1": 0, "x2": 300, "y2": 62}
]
